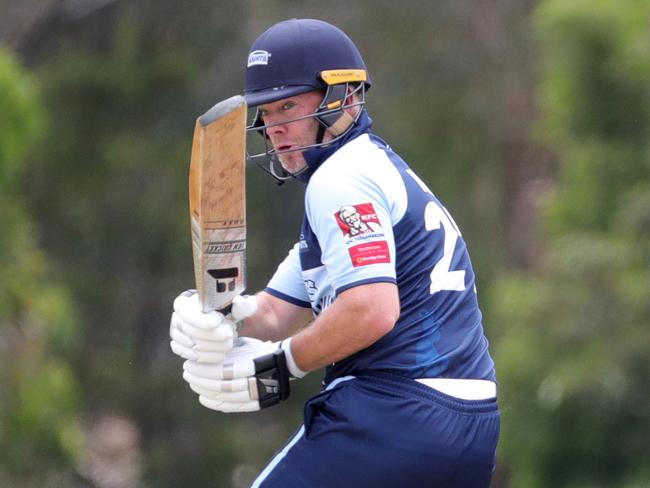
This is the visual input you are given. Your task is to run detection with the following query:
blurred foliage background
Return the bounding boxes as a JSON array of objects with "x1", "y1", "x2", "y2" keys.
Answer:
[{"x1": 0, "y1": 0, "x2": 648, "y2": 487}]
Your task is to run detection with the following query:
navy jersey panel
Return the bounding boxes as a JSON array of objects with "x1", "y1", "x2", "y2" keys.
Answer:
[
  {"x1": 253, "y1": 374, "x2": 500, "y2": 488},
  {"x1": 369, "y1": 135, "x2": 495, "y2": 382},
  {"x1": 315, "y1": 133, "x2": 494, "y2": 383}
]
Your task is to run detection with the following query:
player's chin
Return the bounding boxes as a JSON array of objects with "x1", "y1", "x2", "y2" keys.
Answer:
[{"x1": 279, "y1": 156, "x2": 307, "y2": 175}]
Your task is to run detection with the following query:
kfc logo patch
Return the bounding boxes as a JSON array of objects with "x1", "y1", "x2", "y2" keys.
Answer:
[
  {"x1": 334, "y1": 203, "x2": 391, "y2": 267},
  {"x1": 335, "y1": 203, "x2": 384, "y2": 239}
]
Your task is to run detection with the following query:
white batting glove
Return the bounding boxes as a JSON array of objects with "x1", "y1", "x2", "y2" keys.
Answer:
[
  {"x1": 182, "y1": 337, "x2": 306, "y2": 413},
  {"x1": 170, "y1": 291, "x2": 260, "y2": 362},
  {"x1": 169, "y1": 290, "x2": 236, "y2": 363},
  {"x1": 230, "y1": 294, "x2": 259, "y2": 322}
]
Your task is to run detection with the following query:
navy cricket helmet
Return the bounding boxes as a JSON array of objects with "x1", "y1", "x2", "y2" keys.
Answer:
[
  {"x1": 244, "y1": 18, "x2": 371, "y2": 107},
  {"x1": 244, "y1": 19, "x2": 371, "y2": 183}
]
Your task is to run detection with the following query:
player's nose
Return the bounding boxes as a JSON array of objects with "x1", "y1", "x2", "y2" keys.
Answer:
[{"x1": 266, "y1": 119, "x2": 288, "y2": 137}]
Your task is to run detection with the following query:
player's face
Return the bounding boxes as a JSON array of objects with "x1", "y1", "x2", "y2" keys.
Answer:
[{"x1": 258, "y1": 91, "x2": 323, "y2": 174}]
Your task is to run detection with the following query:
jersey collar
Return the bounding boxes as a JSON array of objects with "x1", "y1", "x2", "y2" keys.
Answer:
[{"x1": 296, "y1": 110, "x2": 373, "y2": 183}]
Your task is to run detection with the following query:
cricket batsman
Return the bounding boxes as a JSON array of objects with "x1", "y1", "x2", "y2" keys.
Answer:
[{"x1": 170, "y1": 18, "x2": 500, "y2": 487}]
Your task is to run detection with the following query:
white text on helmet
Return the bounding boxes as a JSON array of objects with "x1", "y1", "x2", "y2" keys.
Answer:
[{"x1": 247, "y1": 50, "x2": 271, "y2": 67}]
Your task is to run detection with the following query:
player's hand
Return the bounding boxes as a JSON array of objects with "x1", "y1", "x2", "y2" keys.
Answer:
[
  {"x1": 169, "y1": 290, "x2": 236, "y2": 363},
  {"x1": 182, "y1": 338, "x2": 298, "y2": 413}
]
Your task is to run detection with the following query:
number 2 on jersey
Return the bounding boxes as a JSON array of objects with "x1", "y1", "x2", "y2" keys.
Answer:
[
  {"x1": 425, "y1": 202, "x2": 465, "y2": 294},
  {"x1": 407, "y1": 169, "x2": 466, "y2": 295}
]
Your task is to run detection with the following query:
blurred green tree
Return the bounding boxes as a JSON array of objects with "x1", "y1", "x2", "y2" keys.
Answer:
[
  {"x1": 0, "y1": 47, "x2": 82, "y2": 486},
  {"x1": 490, "y1": 1, "x2": 650, "y2": 486}
]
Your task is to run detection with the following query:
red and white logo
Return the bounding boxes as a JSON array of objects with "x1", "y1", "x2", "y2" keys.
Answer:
[
  {"x1": 334, "y1": 203, "x2": 390, "y2": 267},
  {"x1": 347, "y1": 241, "x2": 390, "y2": 267},
  {"x1": 335, "y1": 203, "x2": 383, "y2": 239}
]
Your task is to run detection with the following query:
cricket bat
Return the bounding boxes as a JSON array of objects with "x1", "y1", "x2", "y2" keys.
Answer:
[{"x1": 188, "y1": 95, "x2": 247, "y2": 313}]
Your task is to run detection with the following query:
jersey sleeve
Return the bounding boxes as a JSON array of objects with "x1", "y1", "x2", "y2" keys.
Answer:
[
  {"x1": 305, "y1": 152, "x2": 403, "y2": 294},
  {"x1": 265, "y1": 242, "x2": 311, "y2": 307}
]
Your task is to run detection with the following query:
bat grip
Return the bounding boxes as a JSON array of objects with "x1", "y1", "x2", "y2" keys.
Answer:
[{"x1": 217, "y1": 303, "x2": 233, "y2": 316}]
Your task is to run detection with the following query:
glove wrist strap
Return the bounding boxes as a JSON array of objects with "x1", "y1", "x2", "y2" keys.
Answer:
[
  {"x1": 252, "y1": 350, "x2": 291, "y2": 408},
  {"x1": 280, "y1": 338, "x2": 308, "y2": 379}
]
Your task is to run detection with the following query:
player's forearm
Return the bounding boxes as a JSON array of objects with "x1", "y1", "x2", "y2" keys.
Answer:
[
  {"x1": 238, "y1": 302, "x2": 285, "y2": 341},
  {"x1": 238, "y1": 291, "x2": 311, "y2": 341},
  {"x1": 289, "y1": 282, "x2": 400, "y2": 373}
]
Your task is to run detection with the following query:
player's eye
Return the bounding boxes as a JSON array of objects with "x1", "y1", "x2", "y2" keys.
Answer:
[
  {"x1": 281, "y1": 101, "x2": 296, "y2": 111},
  {"x1": 258, "y1": 108, "x2": 269, "y2": 118}
]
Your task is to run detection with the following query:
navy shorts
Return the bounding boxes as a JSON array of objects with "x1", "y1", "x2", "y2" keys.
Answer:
[{"x1": 252, "y1": 372, "x2": 500, "y2": 487}]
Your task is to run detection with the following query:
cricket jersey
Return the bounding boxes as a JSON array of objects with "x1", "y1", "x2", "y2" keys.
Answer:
[{"x1": 265, "y1": 111, "x2": 495, "y2": 384}]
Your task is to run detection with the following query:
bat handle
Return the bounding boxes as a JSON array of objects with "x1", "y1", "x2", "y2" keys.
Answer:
[{"x1": 217, "y1": 303, "x2": 233, "y2": 316}]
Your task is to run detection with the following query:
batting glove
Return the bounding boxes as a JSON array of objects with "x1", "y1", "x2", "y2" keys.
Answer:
[
  {"x1": 169, "y1": 291, "x2": 260, "y2": 363},
  {"x1": 182, "y1": 337, "x2": 307, "y2": 413},
  {"x1": 169, "y1": 290, "x2": 235, "y2": 362},
  {"x1": 230, "y1": 294, "x2": 259, "y2": 321}
]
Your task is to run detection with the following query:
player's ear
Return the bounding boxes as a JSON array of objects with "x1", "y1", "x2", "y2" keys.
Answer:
[{"x1": 344, "y1": 84, "x2": 358, "y2": 105}]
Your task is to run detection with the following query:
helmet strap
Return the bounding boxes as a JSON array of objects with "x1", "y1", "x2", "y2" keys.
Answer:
[{"x1": 326, "y1": 111, "x2": 355, "y2": 136}]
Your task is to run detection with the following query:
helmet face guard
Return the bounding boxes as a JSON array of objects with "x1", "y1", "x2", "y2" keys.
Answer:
[
  {"x1": 246, "y1": 76, "x2": 367, "y2": 182},
  {"x1": 243, "y1": 19, "x2": 371, "y2": 182}
]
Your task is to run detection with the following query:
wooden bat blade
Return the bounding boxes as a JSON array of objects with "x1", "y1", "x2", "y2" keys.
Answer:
[{"x1": 189, "y1": 95, "x2": 247, "y2": 313}]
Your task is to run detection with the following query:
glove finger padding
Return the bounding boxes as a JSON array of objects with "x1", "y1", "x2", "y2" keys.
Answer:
[
  {"x1": 189, "y1": 383, "x2": 254, "y2": 402},
  {"x1": 173, "y1": 291, "x2": 226, "y2": 330},
  {"x1": 182, "y1": 338, "x2": 292, "y2": 412},
  {"x1": 170, "y1": 341, "x2": 227, "y2": 363},
  {"x1": 171, "y1": 313, "x2": 234, "y2": 342},
  {"x1": 169, "y1": 290, "x2": 236, "y2": 362},
  {"x1": 170, "y1": 324, "x2": 232, "y2": 350},
  {"x1": 199, "y1": 396, "x2": 261, "y2": 413},
  {"x1": 181, "y1": 338, "x2": 274, "y2": 380},
  {"x1": 186, "y1": 378, "x2": 250, "y2": 396},
  {"x1": 169, "y1": 319, "x2": 235, "y2": 362}
]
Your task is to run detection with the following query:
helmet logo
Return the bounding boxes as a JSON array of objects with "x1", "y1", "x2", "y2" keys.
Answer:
[
  {"x1": 320, "y1": 69, "x2": 367, "y2": 85},
  {"x1": 247, "y1": 50, "x2": 271, "y2": 67}
]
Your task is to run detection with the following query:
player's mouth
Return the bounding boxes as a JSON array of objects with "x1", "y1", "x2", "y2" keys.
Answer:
[{"x1": 276, "y1": 144, "x2": 293, "y2": 152}]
